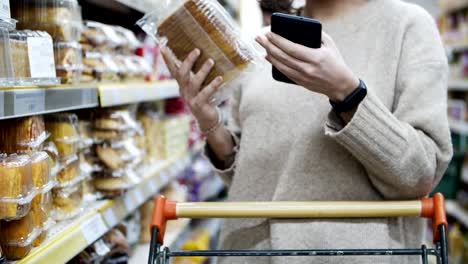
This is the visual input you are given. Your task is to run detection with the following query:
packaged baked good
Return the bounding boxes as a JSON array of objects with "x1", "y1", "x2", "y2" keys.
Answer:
[
  {"x1": 7, "y1": 30, "x2": 60, "y2": 86},
  {"x1": 0, "y1": 213, "x2": 40, "y2": 260},
  {"x1": 54, "y1": 42, "x2": 83, "y2": 84},
  {"x1": 42, "y1": 141, "x2": 60, "y2": 175},
  {"x1": 31, "y1": 191, "x2": 53, "y2": 246},
  {"x1": 55, "y1": 154, "x2": 80, "y2": 186},
  {"x1": 80, "y1": 21, "x2": 124, "y2": 51},
  {"x1": 93, "y1": 107, "x2": 140, "y2": 132},
  {"x1": 12, "y1": 0, "x2": 83, "y2": 42},
  {"x1": 30, "y1": 151, "x2": 53, "y2": 192},
  {"x1": 114, "y1": 26, "x2": 140, "y2": 53},
  {"x1": 0, "y1": 154, "x2": 34, "y2": 220},
  {"x1": 137, "y1": 0, "x2": 259, "y2": 105},
  {"x1": 45, "y1": 113, "x2": 80, "y2": 158},
  {"x1": 52, "y1": 183, "x2": 83, "y2": 220},
  {"x1": 0, "y1": 116, "x2": 48, "y2": 154},
  {"x1": 82, "y1": 52, "x2": 118, "y2": 82}
]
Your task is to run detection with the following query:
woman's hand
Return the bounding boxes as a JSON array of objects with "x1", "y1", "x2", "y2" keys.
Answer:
[
  {"x1": 255, "y1": 32, "x2": 359, "y2": 102},
  {"x1": 161, "y1": 47, "x2": 224, "y2": 130}
]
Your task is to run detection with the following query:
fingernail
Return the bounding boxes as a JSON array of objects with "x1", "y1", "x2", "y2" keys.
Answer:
[
  {"x1": 217, "y1": 76, "x2": 223, "y2": 82},
  {"x1": 208, "y1": 59, "x2": 214, "y2": 66},
  {"x1": 194, "y1": 49, "x2": 200, "y2": 55}
]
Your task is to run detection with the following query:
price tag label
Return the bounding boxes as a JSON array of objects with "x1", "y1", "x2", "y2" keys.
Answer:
[
  {"x1": 0, "y1": 0, "x2": 10, "y2": 18},
  {"x1": 27, "y1": 36, "x2": 56, "y2": 78},
  {"x1": 82, "y1": 88, "x2": 95, "y2": 105},
  {"x1": 13, "y1": 90, "x2": 45, "y2": 115},
  {"x1": 94, "y1": 239, "x2": 111, "y2": 256},
  {"x1": 80, "y1": 214, "x2": 108, "y2": 244},
  {"x1": 102, "y1": 208, "x2": 118, "y2": 227}
]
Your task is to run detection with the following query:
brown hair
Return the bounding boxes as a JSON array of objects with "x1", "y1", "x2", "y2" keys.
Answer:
[{"x1": 258, "y1": 0, "x2": 294, "y2": 14}]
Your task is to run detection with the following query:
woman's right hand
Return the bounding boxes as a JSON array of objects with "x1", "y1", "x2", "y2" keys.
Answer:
[{"x1": 161, "y1": 47, "x2": 224, "y2": 131}]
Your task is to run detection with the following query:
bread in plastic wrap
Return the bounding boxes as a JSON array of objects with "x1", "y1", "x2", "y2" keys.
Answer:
[
  {"x1": 31, "y1": 191, "x2": 53, "y2": 246},
  {"x1": 54, "y1": 42, "x2": 83, "y2": 84},
  {"x1": 52, "y1": 182, "x2": 82, "y2": 220},
  {"x1": 0, "y1": 154, "x2": 34, "y2": 220},
  {"x1": 137, "y1": 0, "x2": 259, "y2": 105},
  {"x1": 0, "y1": 116, "x2": 48, "y2": 154},
  {"x1": 0, "y1": 213, "x2": 39, "y2": 260}
]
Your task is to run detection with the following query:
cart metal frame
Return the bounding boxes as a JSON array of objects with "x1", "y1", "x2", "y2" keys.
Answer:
[{"x1": 148, "y1": 193, "x2": 449, "y2": 264}]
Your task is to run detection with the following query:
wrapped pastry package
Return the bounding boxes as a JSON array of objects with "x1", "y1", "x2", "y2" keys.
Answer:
[
  {"x1": 30, "y1": 151, "x2": 54, "y2": 192},
  {"x1": 80, "y1": 21, "x2": 124, "y2": 51},
  {"x1": 45, "y1": 113, "x2": 81, "y2": 159},
  {"x1": 0, "y1": 116, "x2": 49, "y2": 154},
  {"x1": 55, "y1": 154, "x2": 86, "y2": 188},
  {"x1": 137, "y1": 0, "x2": 260, "y2": 105},
  {"x1": 31, "y1": 191, "x2": 53, "y2": 246},
  {"x1": 0, "y1": 30, "x2": 59, "y2": 87},
  {"x1": 52, "y1": 182, "x2": 83, "y2": 220},
  {"x1": 12, "y1": 0, "x2": 83, "y2": 42},
  {"x1": 0, "y1": 213, "x2": 40, "y2": 260},
  {"x1": 54, "y1": 42, "x2": 83, "y2": 84},
  {"x1": 0, "y1": 154, "x2": 34, "y2": 220}
]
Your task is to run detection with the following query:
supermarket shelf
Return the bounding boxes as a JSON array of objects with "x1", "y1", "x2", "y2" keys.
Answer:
[
  {"x1": 0, "y1": 81, "x2": 180, "y2": 120},
  {"x1": 0, "y1": 85, "x2": 98, "y2": 120},
  {"x1": 446, "y1": 200, "x2": 468, "y2": 227},
  {"x1": 448, "y1": 79, "x2": 468, "y2": 91},
  {"x1": 112, "y1": 0, "x2": 152, "y2": 13},
  {"x1": 449, "y1": 118, "x2": 468, "y2": 134},
  {"x1": 16, "y1": 151, "x2": 192, "y2": 264},
  {"x1": 98, "y1": 80, "x2": 180, "y2": 107}
]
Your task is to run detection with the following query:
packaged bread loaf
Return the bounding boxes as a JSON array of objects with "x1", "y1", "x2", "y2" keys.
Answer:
[
  {"x1": 52, "y1": 183, "x2": 82, "y2": 220},
  {"x1": 30, "y1": 151, "x2": 53, "y2": 192},
  {"x1": 54, "y1": 42, "x2": 83, "y2": 84},
  {"x1": 137, "y1": 0, "x2": 259, "y2": 105},
  {"x1": 0, "y1": 116, "x2": 48, "y2": 154},
  {"x1": 0, "y1": 213, "x2": 39, "y2": 260},
  {"x1": 31, "y1": 191, "x2": 53, "y2": 246},
  {"x1": 45, "y1": 113, "x2": 80, "y2": 158},
  {"x1": 55, "y1": 154, "x2": 81, "y2": 186},
  {"x1": 12, "y1": 0, "x2": 83, "y2": 42},
  {"x1": 0, "y1": 155, "x2": 34, "y2": 220}
]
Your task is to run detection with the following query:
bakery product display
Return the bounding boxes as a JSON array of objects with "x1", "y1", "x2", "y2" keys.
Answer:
[
  {"x1": 56, "y1": 155, "x2": 79, "y2": 184},
  {"x1": 0, "y1": 155, "x2": 33, "y2": 220},
  {"x1": 52, "y1": 183, "x2": 82, "y2": 220},
  {"x1": 0, "y1": 213, "x2": 38, "y2": 260},
  {"x1": 54, "y1": 42, "x2": 83, "y2": 84},
  {"x1": 12, "y1": 0, "x2": 83, "y2": 42},
  {"x1": 45, "y1": 113, "x2": 80, "y2": 158},
  {"x1": 30, "y1": 152, "x2": 52, "y2": 191},
  {"x1": 9, "y1": 38, "x2": 30, "y2": 78},
  {"x1": 31, "y1": 191, "x2": 52, "y2": 247},
  {"x1": 0, "y1": 116, "x2": 47, "y2": 154}
]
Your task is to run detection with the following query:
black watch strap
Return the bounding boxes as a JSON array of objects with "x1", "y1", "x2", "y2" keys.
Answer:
[{"x1": 330, "y1": 79, "x2": 367, "y2": 113}]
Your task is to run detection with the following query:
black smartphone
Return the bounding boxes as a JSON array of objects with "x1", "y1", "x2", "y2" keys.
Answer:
[{"x1": 270, "y1": 13, "x2": 322, "y2": 84}]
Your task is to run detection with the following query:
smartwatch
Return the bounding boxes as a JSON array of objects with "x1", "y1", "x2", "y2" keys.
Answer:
[{"x1": 330, "y1": 79, "x2": 367, "y2": 113}]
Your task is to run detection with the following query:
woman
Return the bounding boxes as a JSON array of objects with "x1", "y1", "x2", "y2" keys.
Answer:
[{"x1": 161, "y1": 0, "x2": 452, "y2": 263}]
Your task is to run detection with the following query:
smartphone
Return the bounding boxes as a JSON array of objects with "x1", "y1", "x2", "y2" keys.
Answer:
[{"x1": 270, "y1": 13, "x2": 322, "y2": 84}]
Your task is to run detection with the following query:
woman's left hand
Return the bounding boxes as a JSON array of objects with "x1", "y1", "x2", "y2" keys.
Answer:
[{"x1": 256, "y1": 31, "x2": 359, "y2": 102}]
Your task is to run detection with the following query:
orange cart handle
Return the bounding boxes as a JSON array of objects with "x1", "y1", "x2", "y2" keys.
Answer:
[{"x1": 151, "y1": 193, "x2": 447, "y2": 244}]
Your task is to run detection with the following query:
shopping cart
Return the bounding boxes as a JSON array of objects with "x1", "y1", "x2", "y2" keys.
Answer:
[{"x1": 148, "y1": 193, "x2": 448, "y2": 264}]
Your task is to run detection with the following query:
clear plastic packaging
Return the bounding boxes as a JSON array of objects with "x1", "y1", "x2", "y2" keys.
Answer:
[
  {"x1": 0, "y1": 30, "x2": 60, "y2": 87},
  {"x1": 42, "y1": 141, "x2": 60, "y2": 176},
  {"x1": 45, "y1": 113, "x2": 81, "y2": 158},
  {"x1": 31, "y1": 191, "x2": 53, "y2": 247},
  {"x1": 30, "y1": 151, "x2": 54, "y2": 192},
  {"x1": 52, "y1": 182, "x2": 83, "y2": 220},
  {"x1": 0, "y1": 213, "x2": 40, "y2": 260},
  {"x1": 0, "y1": 116, "x2": 49, "y2": 154},
  {"x1": 93, "y1": 107, "x2": 141, "y2": 132},
  {"x1": 137, "y1": 0, "x2": 260, "y2": 105},
  {"x1": 55, "y1": 154, "x2": 80, "y2": 185},
  {"x1": 0, "y1": 154, "x2": 34, "y2": 220},
  {"x1": 12, "y1": 0, "x2": 83, "y2": 42},
  {"x1": 114, "y1": 26, "x2": 141, "y2": 53},
  {"x1": 92, "y1": 169, "x2": 138, "y2": 198},
  {"x1": 80, "y1": 21, "x2": 124, "y2": 51},
  {"x1": 0, "y1": 0, "x2": 17, "y2": 31},
  {"x1": 81, "y1": 52, "x2": 119, "y2": 83},
  {"x1": 54, "y1": 42, "x2": 83, "y2": 84}
]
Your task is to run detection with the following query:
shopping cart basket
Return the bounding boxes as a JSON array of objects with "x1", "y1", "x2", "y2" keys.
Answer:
[{"x1": 148, "y1": 193, "x2": 448, "y2": 264}]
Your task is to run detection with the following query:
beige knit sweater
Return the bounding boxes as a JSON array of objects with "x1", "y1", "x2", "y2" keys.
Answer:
[{"x1": 204, "y1": 0, "x2": 453, "y2": 263}]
